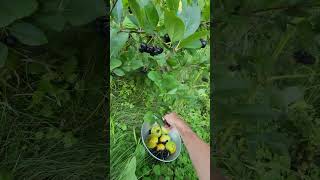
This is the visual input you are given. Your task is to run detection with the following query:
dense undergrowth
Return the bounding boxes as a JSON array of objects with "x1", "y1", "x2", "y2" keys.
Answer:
[
  {"x1": 110, "y1": 0, "x2": 210, "y2": 179},
  {"x1": 0, "y1": 0, "x2": 108, "y2": 179},
  {"x1": 213, "y1": 0, "x2": 320, "y2": 179}
]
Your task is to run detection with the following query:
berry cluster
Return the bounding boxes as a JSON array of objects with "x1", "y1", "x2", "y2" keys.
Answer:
[
  {"x1": 95, "y1": 16, "x2": 108, "y2": 37},
  {"x1": 163, "y1": 34, "x2": 171, "y2": 43},
  {"x1": 146, "y1": 125, "x2": 176, "y2": 160},
  {"x1": 200, "y1": 38, "x2": 207, "y2": 48},
  {"x1": 139, "y1": 43, "x2": 163, "y2": 56},
  {"x1": 0, "y1": 35, "x2": 18, "y2": 46},
  {"x1": 293, "y1": 50, "x2": 315, "y2": 65}
]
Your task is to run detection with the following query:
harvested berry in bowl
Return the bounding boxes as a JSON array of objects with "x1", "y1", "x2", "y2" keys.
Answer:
[{"x1": 142, "y1": 122, "x2": 181, "y2": 162}]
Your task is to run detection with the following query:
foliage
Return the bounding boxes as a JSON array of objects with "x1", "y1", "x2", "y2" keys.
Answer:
[
  {"x1": 0, "y1": 0, "x2": 108, "y2": 179},
  {"x1": 213, "y1": 0, "x2": 320, "y2": 179},
  {"x1": 110, "y1": 0, "x2": 210, "y2": 179}
]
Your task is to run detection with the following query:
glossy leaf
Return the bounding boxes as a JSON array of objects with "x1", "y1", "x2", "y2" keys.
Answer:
[
  {"x1": 64, "y1": 0, "x2": 106, "y2": 26},
  {"x1": 0, "y1": 0, "x2": 38, "y2": 27},
  {"x1": 110, "y1": 30, "x2": 129, "y2": 57},
  {"x1": 113, "y1": 68, "x2": 125, "y2": 76},
  {"x1": 180, "y1": 31, "x2": 208, "y2": 48},
  {"x1": 164, "y1": 11, "x2": 185, "y2": 42},
  {"x1": 178, "y1": 4, "x2": 201, "y2": 38},
  {"x1": 9, "y1": 22, "x2": 48, "y2": 46},
  {"x1": 110, "y1": 59, "x2": 122, "y2": 71},
  {"x1": 128, "y1": 0, "x2": 144, "y2": 27},
  {"x1": 112, "y1": 0, "x2": 123, "y2": 23},
  {"x1": 144, "y1": 1, "x2": 159, "y2": 29}
]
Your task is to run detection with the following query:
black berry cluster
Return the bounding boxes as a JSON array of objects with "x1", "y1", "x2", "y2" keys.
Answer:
[
  {"x1": 139, "y1": 43, "x2": 163, "y2": 56},
  {"x1": 200, "y1": 38, "x2": 207, "y2": 48},
  {"x1": 293, "y1": 50, "x2": 315, "y2": 65},
  {"x1": 1, "y1": 35, "x2": 18, "y2": 46},
  {"x1": 95, "y1": 16, "x2": 108, "y2": 37},
  {"x1": 150, "y1": 148, "x2": 170, "y2": 160},
  {"x1": 228, "y1": 64, "x2": 241, "y2": 72},
  {"x1": 163, "y1": 34, "x2": 171, "y2": 43}
]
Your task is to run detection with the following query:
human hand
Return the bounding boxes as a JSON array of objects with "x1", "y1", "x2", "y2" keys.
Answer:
[{"x1": 163, "y1": 112, "x2": 185, "y2": 129}]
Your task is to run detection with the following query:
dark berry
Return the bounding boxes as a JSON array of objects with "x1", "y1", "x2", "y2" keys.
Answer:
[
  {"x1": 150, "y1": 148, "x2": 157, "y2": 155},
  {"x1": 228, "y1": 64, "x2": 241, "y2": 71},
  {"x1": 150, "y1": 51, "x2": 156, "y2": 56},
  {"x1": 4, "y1": 35, "x2": 17, "y2": 46},
  {"x1": 151, "y1": 47, "x2": 163, "y2": 55},
  {"x1": 153, "y1": 47, "x2": 160, "y2": 54},
  {"x1": 200, "y1": 39, "x2": 207, "y2": 48},
  {"x1": 154, "y1": 47, "x2": 163, "y2": 55},
  {"x1": 163, "y1": 34, "x2": 171, "y2": 43},
  {"x1": 140, "y1": 43, "x2": 147, "y2": 50},
  {"x1": 128, "y1": 7, "x2": 132, "y2": 14},
  {"x1": 146, "y1": 46, "x2": 155, "y2": 53},
  {"x1": 148, "y1": 129, "x2": 151, "y2": 134},
  {"x1": 293, "y1": 50, "x2": 315, "y2": 65},
  {"x1": 162, "y1": 150, "x2": 170, "y2": 159},
  {"x1": 202, "y1": 77, "x2": 209, "y2": 82}
]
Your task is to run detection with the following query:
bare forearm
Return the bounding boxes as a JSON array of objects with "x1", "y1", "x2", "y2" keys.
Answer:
[{"x1": 176, "y1": 122, "x2": 210, "y2": 180}]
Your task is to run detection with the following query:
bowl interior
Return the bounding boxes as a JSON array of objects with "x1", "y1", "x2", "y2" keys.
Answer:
[{"x1": 141, "y1": 122, "x2": 181, "y2": 162}]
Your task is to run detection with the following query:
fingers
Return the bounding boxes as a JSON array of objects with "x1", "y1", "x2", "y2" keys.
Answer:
[{"x1": 163, "y1": 112, "x2": 179, "y2": 126}]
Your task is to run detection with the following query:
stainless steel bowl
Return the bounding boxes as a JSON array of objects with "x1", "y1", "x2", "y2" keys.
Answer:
[{"x1": 141, "y1": 121, "x2": 182, "y2": 162}]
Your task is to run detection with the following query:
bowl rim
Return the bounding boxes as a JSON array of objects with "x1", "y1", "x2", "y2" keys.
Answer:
[{"x1": 141, "y1": 121, "x2": 181, "y2": 162}]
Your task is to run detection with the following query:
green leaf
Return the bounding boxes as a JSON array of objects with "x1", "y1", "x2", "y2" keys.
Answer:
[
  {"x1": 128, "y1": 0, "x2": 144, "y2": 27},
  {"x1": 153, "y1": 165, "x2": 161, "y2": 176},
  {"x1": 9, "y1": 22, "x2": 48, "y2": 46},
  {"x1": 123, "y1": 16, "x2": 138, "y2": 29},
  {"x1": 0, "y1": 43, "x2": 8, "y2": 68},
  {"x1": 131, "y1": 60, "x2": 144, "y2": 70},
  {"x1": 178, "y1": 4, "x2": 201, "y2": 38},
  {"x1": 127, "y1": 15, "x2": 140, "y2": 27},
  {"x1": 164, "y1": 11, "x2": 185, "y2": 42},
  {"x1": 0, "y1": 0, "x2": 38, "y2": 27},
  {"x1": 112, "y1": 0, "x2": 123, "y2": 23},
  {"x1": 113, "y1": 68, "x2": 125, "y2": 76},
  {"x1": 161, "y1": 74, "x2": 179, "y2": 91},
  {"x1": 147, "y1": 71, "x2": 162, "y2": 87},
  {"x1": 35, "y1": 14, "x2": 66, "y2": 32},
  {"x1": 120, "y1": 156, "x2": 138, "y2": 180},
  {"x1": 144, "y1": 1, "x2": 159, "y2": 29},
  {"x1": 180, "y1": 31, "x2": 208, "y2": 48},
  {"x1": 110, "y1": 59, "x2": 122, "y2": 71},
  {"x1": 110, "y1": 29, "x2": 129, "y2": 57},
  {"x1": 64, "y1": 0, "x2": 106, "y2": 26},
  {"x1": 167, "y1": 0, "x2": 180, "y2": 12},
  {"x1": 143, "y1": 111, "x2": 154, "y2": 123}
]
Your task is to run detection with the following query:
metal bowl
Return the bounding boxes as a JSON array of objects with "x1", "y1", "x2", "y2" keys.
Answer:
[{"x1": 141, "y1": 121, "x2": 182, "y2": 162}]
